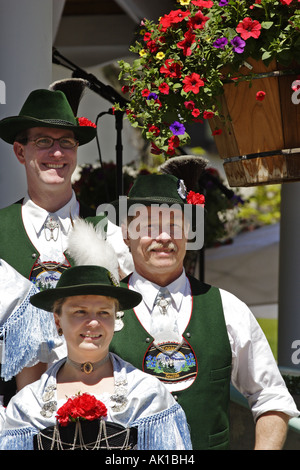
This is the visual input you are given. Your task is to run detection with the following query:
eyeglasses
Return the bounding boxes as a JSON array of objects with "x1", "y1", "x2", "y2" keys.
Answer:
[{"x1": 27, "y1": 136, "x2": 79, "y2": 149}]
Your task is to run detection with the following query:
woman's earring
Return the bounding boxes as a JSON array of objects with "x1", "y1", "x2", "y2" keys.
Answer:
[{"x1": 58, "y1": 328, "x2": 63, "y2": 336}]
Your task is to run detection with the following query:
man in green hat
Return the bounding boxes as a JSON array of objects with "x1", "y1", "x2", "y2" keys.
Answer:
[
  {"x1": 108, "y1": 169, "x2": 299, "y2": 450},
  {"x1": 0, "y1": 85, "x2": 103, "y2": 402},
  {"x1": 0, "y1": 86, "x2": 99, "y2": 283}
]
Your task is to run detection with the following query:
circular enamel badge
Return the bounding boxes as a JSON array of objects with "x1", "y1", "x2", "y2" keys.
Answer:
[
  {"x1": 30, "y1": 261, "x2": 70, "y2": 290},
  {"x1": 143, "y1": 342, "x2": 197, "y2": 383}
]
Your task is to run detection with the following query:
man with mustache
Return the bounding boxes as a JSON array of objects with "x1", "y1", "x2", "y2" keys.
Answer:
[{"x1": 108, "y1": 170, "x2": 298, "y2": 450}]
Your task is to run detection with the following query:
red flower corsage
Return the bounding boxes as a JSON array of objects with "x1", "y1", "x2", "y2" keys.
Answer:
[
  {"x1": 56, "y1": 393, "x2": 107, "y2": 427},
  {"x1": 186, "y1": 190, "x2": 205, "y2": 205},
  {"x1": 77, "y1": 117, "x2": 97, "y2": 128}
]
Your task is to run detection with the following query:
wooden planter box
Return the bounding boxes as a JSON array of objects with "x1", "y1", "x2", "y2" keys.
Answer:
[{"x1": 209, "y1": 58, "x2": 300, "y2": 187}]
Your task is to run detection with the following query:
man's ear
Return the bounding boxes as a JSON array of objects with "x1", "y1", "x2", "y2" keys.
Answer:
[
  {"x1": 13, "y1": 141, "x2": 26, "y2": 165},
  {"x1": 53, "y1": 313, "x2": 61, "y2": 331},
  {"x1": 121, "y1": 222, "x2": 130, "y2": 248}
]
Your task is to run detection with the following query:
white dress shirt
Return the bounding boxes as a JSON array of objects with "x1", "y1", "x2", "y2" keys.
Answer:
[
  {"x1": 22, "y1": 191, "x2": 79, "y2": 264},
  {"x1": 128, "y1": 270, "x2": 299, "y2": 420}
]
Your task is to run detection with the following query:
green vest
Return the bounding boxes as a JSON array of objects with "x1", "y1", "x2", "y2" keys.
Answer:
[
  {"x1": 0, "y1": 200, "x2": 104, "y2": 279},
  {"x1": 110, "y1": 275, "x2": 232, "y2": 450}
]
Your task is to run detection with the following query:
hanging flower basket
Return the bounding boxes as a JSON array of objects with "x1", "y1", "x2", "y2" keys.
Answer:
[
  {"x1": 116, "y1": 0, "x2": 300, "y2": 187},
  {"x1": 208, "y1": 57, "x2": 300, "y2": 186}
]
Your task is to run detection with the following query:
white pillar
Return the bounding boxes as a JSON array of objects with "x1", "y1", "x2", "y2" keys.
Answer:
[
  {"x1": 0, "y1": 0, "x2": 53, "y2": 208},
  {"x1": 277, "y1": 182, "x2": 300, "y2": 369}
]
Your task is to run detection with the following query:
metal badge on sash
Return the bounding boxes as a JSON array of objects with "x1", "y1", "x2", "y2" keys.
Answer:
[{"x1": 143, "y1": 341, "x2": 197, "y2": 383}]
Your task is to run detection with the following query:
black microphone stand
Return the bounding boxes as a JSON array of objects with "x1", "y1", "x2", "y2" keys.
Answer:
[{"x1": 52, "y1": 48, "x2": 129, "y2": 197}]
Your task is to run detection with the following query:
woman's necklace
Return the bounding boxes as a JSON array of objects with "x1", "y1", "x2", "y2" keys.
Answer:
[{"x1": 66, "y1": 353, "x2": 110, "y2": 375}]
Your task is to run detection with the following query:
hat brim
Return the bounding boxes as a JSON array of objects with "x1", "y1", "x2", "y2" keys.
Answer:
[
  {"x1": 30, "y1": 283, "x2": 142, "y2": 313},
  {"x1": 0, "y1": 116, "x2": 96, "y2": 146}
]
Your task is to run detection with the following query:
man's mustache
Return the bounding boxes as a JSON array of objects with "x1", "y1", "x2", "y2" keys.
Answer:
[{"x1": 146, "y1": 241, "x2": 178, "y2": 252}]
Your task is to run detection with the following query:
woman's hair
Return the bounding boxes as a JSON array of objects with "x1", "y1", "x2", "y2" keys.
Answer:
[
  {"x1": 53, "y1": 297, "x2": 66, "y2": 316},
  {"x1": 53, "y1": 296, "x2": 120, "y2": 316}
]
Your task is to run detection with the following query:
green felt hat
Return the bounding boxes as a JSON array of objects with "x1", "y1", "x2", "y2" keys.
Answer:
[
  {"x1": 0, "y1": 89, "x2": 96, "y2": 145},
  {"x1": 112, "y1": 174, "x2": 188, "y2": 210},
  {"x1": 30, "y1": 265, "x2": 142, "y2": 313},
  {"x1": 108, "y1": 172, "x2": 207, "y2": 235},
  {"x1": 127, "y1": 173, "x2": 188, "y2": 206},
  {"x1": 109, "y1": 174, "x2": 195, "y2": 226}
]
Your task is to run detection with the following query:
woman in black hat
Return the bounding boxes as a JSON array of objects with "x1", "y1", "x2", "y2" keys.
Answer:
[{"x1": 0, "y1": 220, "x2": 192, "y2": 451}]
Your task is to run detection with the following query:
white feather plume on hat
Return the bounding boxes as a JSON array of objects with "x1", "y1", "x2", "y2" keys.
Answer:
[{"x1": 66, "y1": 218, "x2": 119, "y2": 283}]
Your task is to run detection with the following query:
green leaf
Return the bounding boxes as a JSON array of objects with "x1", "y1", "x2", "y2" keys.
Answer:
[
  {"x1": 261, "y1": 21, "x2": 274, "y2": 30},
  {"x1": 261, "y1": 50, "x2": 272, "y2": 61}
]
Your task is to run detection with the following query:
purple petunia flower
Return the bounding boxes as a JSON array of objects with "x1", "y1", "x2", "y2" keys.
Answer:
[
  {"x1": 169, "y1": 121, "x2": 186, "y2": 136},
  {"x1": 213, "y1": 37, "x2": 228, "y2": 49},
  {"x1": 147, "y1": 92, "x2": 158, "y2": 100},
  {"x1": 219, "y1": 0, "x2": 228, "y2": 5},
  {"x1": 230, "y1": 36, "x2": 246, "y2": 54}
]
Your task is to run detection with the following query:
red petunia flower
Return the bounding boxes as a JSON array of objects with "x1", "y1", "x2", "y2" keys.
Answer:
[
  {"x1": 159, "y1": 9, "x2": 191, "y2": 32},
  {"x1": 191, "y1": 108, "x2": 201, "y2": 117},
  {"x1": 168, "y1": 135, "x2": 180, "y2": 148},
  {"x1": 184, "y1": 100, "x2": 195, "y2": 110},
  {"x1": 279, "y1": 0, "x2": 293, "y2": 4},
  {"x1": 256, "y1": 90, "x2": 266, "y2": 101},
  {"x1": 186, "y1": 190, "x2": 205, "y2": 205},
  {"x1": 146, "y1": 40, "x2": 159, "y2": 53},
  {"x1": 160, "y1": 59, "x2": 182, "y2": 78},
  {"x1": 56, "y1": 393, "x2": 107, "y2": 427},
  {"x1": 142, "y1": 88, "x2": 151, "y2": 97},
  {"x1": 212, "y1": 128, "x2": 222, "y2": 136},
  {"x1": 191, "y1": 0, "x2": 213, "y2": 7},
  {"x1": 158, "y1": 82, "x2": 170, "y2": 94},
  {"x1": 236, "y1": 17, "x2": 261, "y2": 40},
  {"x1": 187, "y1": 10, "x2": 209, "y2": 30},
  {"x1": 143, "y1": 32, "x2": 152, "y2": 42},
  {"x1": 177, "y1": 30, "x2": 196, "y2": 57},
  {"x1": 203, "y1": 111, "x2": 215, "y2": 119},
  {"x1": 166, "y1": 145, "x2": 176, "y2": 156},
  {"x1": 77, "y1": 117, "x2": 97, "y2": 128},
  {"x1": 148, "y1": 124, "x2": 160, "y2": 136},
  {"x1": 183, "y1": 73, "x2": 205, "y2": 94},
  {"x1": 150, "y1": 142, "x2": 162, "y2": 155}
]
